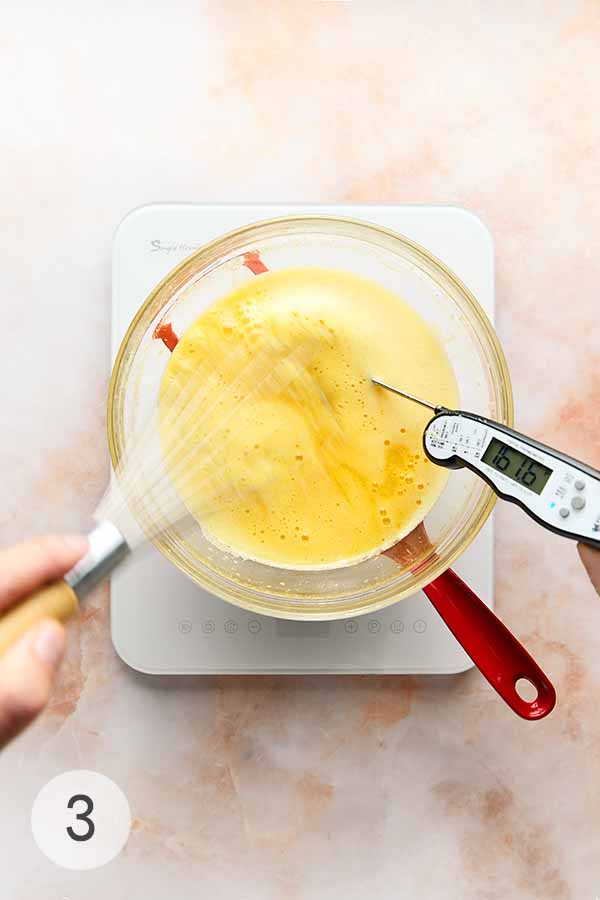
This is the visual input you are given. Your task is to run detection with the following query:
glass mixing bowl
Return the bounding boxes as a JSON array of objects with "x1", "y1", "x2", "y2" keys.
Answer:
[{"x1": 108, "y1": 216, "x2": 513, "y2": 620}]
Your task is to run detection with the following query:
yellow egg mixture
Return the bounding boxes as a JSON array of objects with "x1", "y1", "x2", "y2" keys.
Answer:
[{"x1": 158, "y1": 267, "x2": 458, "y2": 569}]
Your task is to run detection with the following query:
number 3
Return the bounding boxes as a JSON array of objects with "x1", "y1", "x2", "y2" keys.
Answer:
[{"x1": 66, "y1": 794, "x2": 95, "y2": 842}]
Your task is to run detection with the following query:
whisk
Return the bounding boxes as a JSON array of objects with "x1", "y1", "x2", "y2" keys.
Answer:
[{"x1": 0, "y1": 335, "x2": 317, "y2": 656}]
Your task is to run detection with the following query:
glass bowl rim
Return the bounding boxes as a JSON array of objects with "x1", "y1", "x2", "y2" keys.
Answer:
[{"x1": 107, "y1": 214, "x2": 513, "y2": 619}]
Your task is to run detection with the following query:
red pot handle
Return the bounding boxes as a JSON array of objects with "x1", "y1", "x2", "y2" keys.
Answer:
[{"x1": 424, "y1": 569, "x2": 556, "y2": 720}]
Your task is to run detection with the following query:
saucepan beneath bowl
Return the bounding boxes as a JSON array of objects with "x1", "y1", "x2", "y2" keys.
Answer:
[{"x1": 108, "y1": 216, "x2": 555, "y2": 719}]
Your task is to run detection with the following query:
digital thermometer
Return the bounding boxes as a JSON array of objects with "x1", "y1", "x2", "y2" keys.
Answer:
[{"x1": 372, "y1": 378, "x2": 600, "y2": 549}]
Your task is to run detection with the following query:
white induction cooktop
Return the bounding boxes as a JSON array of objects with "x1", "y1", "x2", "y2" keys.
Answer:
[{"x1": 111, "y1": 203, "x2": 494, "y2": 675}]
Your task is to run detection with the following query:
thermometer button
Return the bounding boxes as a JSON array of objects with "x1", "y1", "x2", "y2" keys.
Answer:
[
  {"x1": 574, "y1": 480, "x2": 585, "y2": 491},
  {"x1": 571, "y1": 495, "x2": 586, "y2": 511},
  {"x1": 559, "y1": 507, "x2": 570, "y2": 519}
]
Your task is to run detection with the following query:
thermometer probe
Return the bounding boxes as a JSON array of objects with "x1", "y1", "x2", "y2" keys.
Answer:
[{"x1": 372, "y1": 378, "x2": 600, "y2": 550}]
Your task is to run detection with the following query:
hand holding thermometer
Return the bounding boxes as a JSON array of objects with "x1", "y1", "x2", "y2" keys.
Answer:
[{"x1": 372, "y1": 378, "x2": 600, "y2": 550}]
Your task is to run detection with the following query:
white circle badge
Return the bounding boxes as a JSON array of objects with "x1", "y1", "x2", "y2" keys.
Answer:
[{"x1": 31, "y1": 770, "x2": 131, "y2": 870}]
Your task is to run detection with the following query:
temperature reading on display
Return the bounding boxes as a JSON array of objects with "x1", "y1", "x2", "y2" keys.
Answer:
[{"x1": 482, "y1": 437, "x2": 552, "y2": 495}]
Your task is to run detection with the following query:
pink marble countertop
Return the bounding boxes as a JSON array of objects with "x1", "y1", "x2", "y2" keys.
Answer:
[{"x1": 2, "y1": 3, "x2": 600, "y2": 898}]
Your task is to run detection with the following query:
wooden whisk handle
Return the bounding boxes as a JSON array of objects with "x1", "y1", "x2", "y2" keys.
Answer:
[
  {"x1": 0, "y1": 580, "x2": 78, "y2": 657},
  {"x1": 0, "y1": 521, "x2": 129, "y2": 658}
]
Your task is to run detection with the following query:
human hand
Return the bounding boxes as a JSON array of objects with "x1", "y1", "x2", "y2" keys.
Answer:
[
  {"x1": 578, "y1": 543, "x2": 600, "y2": 596},
  {"x1": 0, "y1": 535, "x2": 88, "y2": 751}
]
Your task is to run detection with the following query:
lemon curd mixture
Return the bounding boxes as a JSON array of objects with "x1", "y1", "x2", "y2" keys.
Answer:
[{"x1": 158, "y1": 267, "x2": 458, "y2": 569}]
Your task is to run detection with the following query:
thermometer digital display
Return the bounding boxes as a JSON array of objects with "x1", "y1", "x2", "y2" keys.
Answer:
[
  {"x1": 481, "y1": 437, "x2": 552, "y2": 495},
  {"x1": 371, "y1": 377, "x2": 600, "y2": 550}
]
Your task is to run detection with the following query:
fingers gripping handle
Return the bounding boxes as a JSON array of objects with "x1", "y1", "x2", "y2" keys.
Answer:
[
  {"x1": 0, "y1": 522, "x2": 129, "y2": 658},
  {"x1": 0, "y1": 580, "x2": 78, "y2": 657}
]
